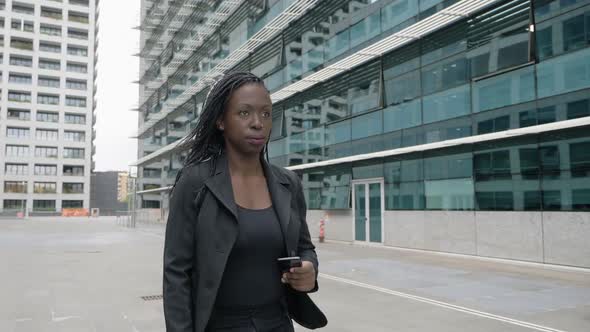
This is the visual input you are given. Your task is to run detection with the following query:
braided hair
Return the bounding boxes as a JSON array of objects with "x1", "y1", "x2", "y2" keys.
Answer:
[{"x1": 173, "y1": 72, "x2": 270, "y2": 187}]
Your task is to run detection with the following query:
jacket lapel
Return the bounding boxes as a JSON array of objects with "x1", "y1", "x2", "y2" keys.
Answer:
[
  {"x1": 203, "y1": 153, "x2": 238, "y2": 221},
  {"x1": 203, "y1": 152, "x2": 293, "y2": 252},
  {"x1": 261, "y1": 157, "x2": 292, "y2": 254}
]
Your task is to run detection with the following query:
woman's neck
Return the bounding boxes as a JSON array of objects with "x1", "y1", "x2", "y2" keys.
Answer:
[{"x1": 226, "y1": 149, "x2": 263, "y2": 177}]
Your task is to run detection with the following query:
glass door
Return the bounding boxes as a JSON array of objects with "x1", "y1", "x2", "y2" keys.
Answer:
[
  {"x1": 353, "y1": 180, "x2": 383, "y2": 244},
  {"x1": 354, "y1": 183, "x2": 367, "y2": 241}
]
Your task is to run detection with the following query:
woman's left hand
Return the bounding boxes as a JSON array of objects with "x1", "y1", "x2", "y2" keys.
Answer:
[{"x1": 281, "y1": 260, "x2": 316, "y2": 292}]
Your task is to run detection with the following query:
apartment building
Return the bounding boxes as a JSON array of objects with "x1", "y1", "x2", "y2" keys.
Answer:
[{"x1": 0, "y1": 0, "x2": 98, "y2": 214}]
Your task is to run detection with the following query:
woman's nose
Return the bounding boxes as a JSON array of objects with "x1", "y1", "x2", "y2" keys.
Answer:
[{"x1": 251, "y1": 114, "x2": 263, "y2": 129}]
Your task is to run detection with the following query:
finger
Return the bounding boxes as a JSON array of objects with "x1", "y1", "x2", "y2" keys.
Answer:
[
  {"x1": 289, "y1": 267, "x2": 310, "y2": 274},
  {"x1": 290, "y1": 262, "x2": 314, "y2": 274},
  {"x1": 285, "y1": 273, "x2": 305, "y2": 280}
]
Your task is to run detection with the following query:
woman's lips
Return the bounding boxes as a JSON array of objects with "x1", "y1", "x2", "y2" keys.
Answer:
[{"x1": 246, "y1": 137, "x2": 266, "y2": 145}]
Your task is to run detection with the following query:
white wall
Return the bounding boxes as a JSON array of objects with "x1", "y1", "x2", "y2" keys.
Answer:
[{"x1": 307, "y1": 209, "x2": 590, "y2": 268}]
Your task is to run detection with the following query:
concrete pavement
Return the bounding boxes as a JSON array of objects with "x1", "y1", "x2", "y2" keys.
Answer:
[{"x1": 0, "y1": 217, "x2": 588, "y2": 332}]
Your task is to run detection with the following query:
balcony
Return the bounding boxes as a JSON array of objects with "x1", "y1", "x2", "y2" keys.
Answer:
[
  {"x1": 69, "y1": 0, "x2": 90, "y2": 7},
  {"x1": 69, "y1": 14, "x2": 89, "y2": 24},
  {"x1": 165, "y1": 136, "x2": 181, "y2": 145},
  {"x1": 41, "y1": 9, "x2": 63, "y2": 21},
  {"x1": 10, "y1": 38, "x2": 33, "y2": 51}
]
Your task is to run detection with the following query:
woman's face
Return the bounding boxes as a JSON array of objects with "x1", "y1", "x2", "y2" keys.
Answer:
[{"x1": 218, "y1": 83, "x2": 272, "y2": 157}]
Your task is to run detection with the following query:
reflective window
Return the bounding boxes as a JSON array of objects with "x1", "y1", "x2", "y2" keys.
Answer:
[
  {"x1": 468, "y1": 27, "x2": 529, "y2": 77},
  {"x1": 352, "y1": 162, "x2": 383, "y2": 180},
  {"x1": 381, "y1": 0, "x2": 418, "y2": 32},
  {"x1": 37, "y1": 111, "x2": 59, "y2": 123},
  {"x1": 424, "y1": 152, "x2": 472, "y2": 180},
  {"x1": 571, "y1": 141, "x2": 590, "y2": 178},
  {"x1": 383, "y1": 99, "x2": 422, "y2": 133},
  {"x1": 351, "y1": 135, "x2": 385, "y2": 155},
  {"x1": 384, "y1": 70, "x2": 420, "y2": 106},
  {"x1": 477, "y1": 115, "x2": 510, "y2": 134},
  {"x1": 320, "y1": 166, "x2": 351, "y2": 209},
  {"x1": 421, "y1": 56, "x2": 469, "y2": 95},
  {"x1": 34, "y1": 182, "x2": 56, "y2": 194},
  {"x1": 419, "y1": 0, "x2": 445, "y2": 11},
  {"x1": 567, "y1": 99, "x2": 590, "y2": 119},
  {"x1": 385, "y1": 181, "x2": 424, "y2": 210},
  {"x1": 4, "y1": 181, "x2": 27, "y2": 193},
  {"x1": 422, "y1": 84, "x2": 471, "y2": 124},
  {"x1": 537, "y1": 47, "x2": 590, "y2": 98},
  {"x1": 268, "y1": 138, "x2": 286, "y2": 158},
  {"x1": 519, "y1": 106, "x2": 557, "y2": 128},
  {"x1": 34, "y1": 164, "x2": 57, "y2": 176},
  {"x1": 350, "y1": 11, "x2": 381, "y2": 48},
  {"x1": 7, "y1": 108, "x2": 30, "y2": 120},
  {"x1": 473, "y1": 66, "x2": 535, "y2": 112},
  {"x1": 474, "y1": 150, "x2": 511, "y2": 181},
  {"x1": 35, "y1": 146, "x2": 58, "y2": 158},
  {"x1": 6, "y1": 145, "x2": 29, "y2": 157},
  {"x1": 535, "y1": 0, "x2": 588, "y2": 21},
  {"x1": 325, "y1": 30, "x2": 349, "y2": 61},
  {"x1": 5, "y1": 163, "x2": 28, "y2": 175},
  {"x1": 33, "y1": 200, "x2": 56, "y2": 211},
  {"x1": 536, "y1": 7, "x2": 589, "y2": 60},
  {"x1": 36, "y1": 129, "x2": 58, "y2": 141},
  {"x1": 351, "y1": 110, "x2": 382, "y2": 140},
  {"x1": 63, "y1": 200, "x2": 84, "y2": 208},
  {"x1": 425, "y1": 178, "x2": 474, "y2": 210},
  {"x1": 348, "y1": 78, "x2": 380, "y2": 114},
  {"x1": 63, "y1": 165, "x2": 84, "y2": 176},
  {"x1": 326, "y1": 119, "x2": 351, "y2": 145},
  {"x1": 423, "y1": 117, "x2": 471, "y2": 143}
]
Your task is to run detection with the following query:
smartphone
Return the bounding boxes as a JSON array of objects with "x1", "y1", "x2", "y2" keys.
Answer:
[{"x1": 277, "y1": 256, "x2": 302, "y2": 272}]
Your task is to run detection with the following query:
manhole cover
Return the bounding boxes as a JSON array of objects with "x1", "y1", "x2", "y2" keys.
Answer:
[{"x1": 141, "y1": 295, "x2": 163, "y2": 301}]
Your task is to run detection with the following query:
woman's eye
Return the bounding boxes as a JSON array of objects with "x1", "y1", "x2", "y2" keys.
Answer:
[
  {"x1": 239, "y1": 110, "x2": 249, "y2": 116},
  {"x1": 262, "y1": 111, "x2": 271, "y2": 118}
]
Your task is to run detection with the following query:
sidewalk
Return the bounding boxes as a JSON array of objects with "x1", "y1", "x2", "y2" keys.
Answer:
[{"x1": 0, "y1": 217, "x2": 588, "y2": 332}]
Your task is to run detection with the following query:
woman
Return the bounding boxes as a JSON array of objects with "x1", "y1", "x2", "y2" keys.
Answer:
[{"x1": 163, "y1": 72, "x2": 327, "y2": 332}]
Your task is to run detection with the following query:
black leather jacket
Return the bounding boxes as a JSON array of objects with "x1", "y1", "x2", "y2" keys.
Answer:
[{"x1": 163, "y1": 152, "x2": 327, "y2": 331}]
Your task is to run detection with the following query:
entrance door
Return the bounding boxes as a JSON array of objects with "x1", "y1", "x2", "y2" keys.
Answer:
[{"x1": 352, "y1": 180, "x2": 383, "y2": 244}]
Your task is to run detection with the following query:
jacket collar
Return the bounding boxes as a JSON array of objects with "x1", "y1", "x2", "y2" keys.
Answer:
[{"x1": 204, "y1": 150, "x2": 292, "y2": 235}]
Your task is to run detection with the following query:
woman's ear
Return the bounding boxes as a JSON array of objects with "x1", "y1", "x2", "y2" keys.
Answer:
[{"x1": 216, "y1": 119, "x2": 224, "y2": 131}]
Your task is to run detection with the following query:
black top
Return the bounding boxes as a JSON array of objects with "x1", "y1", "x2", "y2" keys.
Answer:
[{"x1": 214, "y1": 205, "x2": 285, "y2": 308}]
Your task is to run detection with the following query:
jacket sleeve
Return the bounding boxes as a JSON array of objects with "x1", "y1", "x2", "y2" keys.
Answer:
[
  {"x1": 293, "y1": 172, "x2": 320, "y2": 293},
  {"x1": 163, "y1": 170, "x2": 198, "y2": 332}
]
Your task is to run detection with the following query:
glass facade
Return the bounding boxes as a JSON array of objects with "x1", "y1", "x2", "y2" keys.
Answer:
[
  {"x1": 136, "y1": 0, "x2": 590, "y2": 213},
  {"x1": 272, "y1": 0, "x2": 590, "y2": 212}
]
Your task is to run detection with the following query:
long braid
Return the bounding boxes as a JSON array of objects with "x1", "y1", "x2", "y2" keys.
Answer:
[{"x1": 172, "y1": 72, "x2": 269, "y2": 189}]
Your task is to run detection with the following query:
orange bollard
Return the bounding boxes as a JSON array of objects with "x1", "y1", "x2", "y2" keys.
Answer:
[{"x1": 319, "y1": 218, "x2": 325, "y2": 243}]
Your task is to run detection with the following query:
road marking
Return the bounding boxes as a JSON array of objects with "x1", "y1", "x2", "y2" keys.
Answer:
[
  {"x1": 15, "y1": 318, "x2": 33, "y2": 322},
  {"x1": 51, "y1": 310, "x2": 81, "y2": 323},
  {"x1": 319, "y1": 273, "x2": 568, "y2": 332}
]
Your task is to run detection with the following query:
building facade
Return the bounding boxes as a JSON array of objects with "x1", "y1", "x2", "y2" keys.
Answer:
[
  {"x1": 134, "y1": 0, "x2": 590, "y2": 267},
  {"x1": 90, "y1": 171, "x2": 127, "y2": 216},
  {"x1": 0, "y1": 0, "x2": 98, "y2": 215}
]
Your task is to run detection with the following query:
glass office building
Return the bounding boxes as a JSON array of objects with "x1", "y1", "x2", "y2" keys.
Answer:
[{"x1": 135, "y1": 0, "x2": 590, "y2": 267}]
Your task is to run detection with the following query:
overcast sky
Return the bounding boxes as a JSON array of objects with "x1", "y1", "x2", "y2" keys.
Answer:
[{"x1": 94, "y1": 0, "x2": 140, "y2": 172}]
